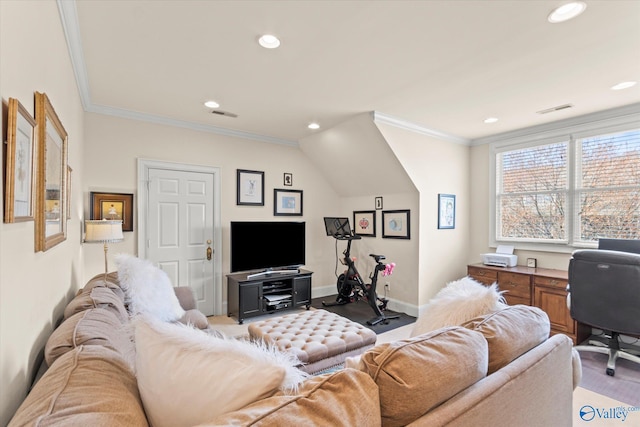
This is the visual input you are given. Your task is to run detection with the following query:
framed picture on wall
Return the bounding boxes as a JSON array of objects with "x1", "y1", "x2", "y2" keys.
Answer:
[
  {"x1": 382, "y1": 209, "x2": 410, "y2": 239},
  {"x1": 353, "y1": 210, "x2": 376, "y2": 237},
  {"x1": 4, "y1": 98, "x2": 36, "y2": 223},
  {"x1": 438, "y1": 194, "x2": 456, "y2": 229},
  {"x1": 237, "y1": 169, "x2": 264, "y2": 206},
  {"x1": 274, "y1": 189, "x2": 303, "y2": 216},
  {"x1": 90, "y1": 192, "x2": 134, "y2": 231}
]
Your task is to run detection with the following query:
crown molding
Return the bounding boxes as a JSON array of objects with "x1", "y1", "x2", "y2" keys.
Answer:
[
  {"x1": 57, "y1": 0, "x2": 298, "y2": 147},
  {"x1": 87, "y1": 104, "x2": 298, "y2": 146},
  {"x1": 471, "y1": 103, "x2": 640, "y2": 146},
  {"x1": 373, "y1": 111, "x2": 471, "y2": 145}
]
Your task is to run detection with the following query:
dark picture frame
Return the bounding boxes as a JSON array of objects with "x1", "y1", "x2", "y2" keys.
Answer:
[
  {"x1": 375, "y1": 196, "x2": 383, "y2": 210},
  {"x1": 283, "y1": 172, "x2": 293, "y2": 186},
  {"x1": 90, "y1": 192, "x2": 134, "y2": 231},
  {"x1": 353, "y1": 210, "x2": 376, "y2": 237},
  {"x1": 438, "y1": 194, "x2": 456, "y2": 229},
  {"x1": 237, "y1": 169, "x2": 264, "y2": 206},
  {"x1": 274, "y1": 189, "x2": 303, "y2": 216},
  {"x1": 382, "y1": 209, "x2": 410, "y2": 239}
]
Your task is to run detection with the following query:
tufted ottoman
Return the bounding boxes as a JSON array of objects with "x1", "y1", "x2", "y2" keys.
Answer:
[{"x1": 248, "y1": 309, "x2": 377, "y2": 374}]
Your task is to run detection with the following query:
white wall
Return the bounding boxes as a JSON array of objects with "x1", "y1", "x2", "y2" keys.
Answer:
[
  {"x1": 376, "y1": 122, "x2": 471, "y2": 310},
  {"x1": 0, "y1": 1, "x2": 85, "y2": 424},
  {"x1": 82, "y1": 113, "x2": 344, "y2": 301}
]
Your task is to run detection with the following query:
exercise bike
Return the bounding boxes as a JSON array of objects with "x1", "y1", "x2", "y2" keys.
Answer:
[{"x1": 322, "y1": 217, "x2": 400, "y2": 326}]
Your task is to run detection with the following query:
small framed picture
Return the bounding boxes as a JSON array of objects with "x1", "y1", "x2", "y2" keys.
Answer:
[
  {"x1": 237, "y1": 169, "x2": 264, "y2": 206},
  {"x1": 283, "y1": 172, "x2": 293, "y2": 186},
  {"x1": 375, "y1": 196, "x2": 383, "y2": 210},
  {"x1": 274, "y1": 189, "x2": 303, "y2": 216},
  {"x1": 438, "y1": 194, "x2": 456, "y2": 229},
  {"x1": 382, "y1": 209, "x2": 410, "y2": 239},
  {"x1": 90, "y1": 192, "x2": 134, "y2": 231},
  {"x1": 353, "y1": 210, "x2": 376, "y2": 237}
]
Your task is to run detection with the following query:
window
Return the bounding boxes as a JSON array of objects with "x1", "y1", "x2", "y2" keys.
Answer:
[{"x1": 495, "y1": 128, "x2": 640, "y2": 246}]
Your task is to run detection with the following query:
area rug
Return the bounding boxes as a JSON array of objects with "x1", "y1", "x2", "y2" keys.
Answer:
[
  {"x1": 311, "y1": 295, "x2": 415, "y2": 334},
  {"x1": 577, "y1": 349, "x2": 640, "y2": 406}
]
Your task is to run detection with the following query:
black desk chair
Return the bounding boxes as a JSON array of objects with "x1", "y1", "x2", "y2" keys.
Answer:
[{"x1": 567, "y1": 248, "x2": 640, "y2": 376}]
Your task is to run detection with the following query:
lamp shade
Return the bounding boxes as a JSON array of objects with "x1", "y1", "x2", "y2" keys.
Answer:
[{"x1": 84, "y1": 220, "x2": 124, "y2": 243}]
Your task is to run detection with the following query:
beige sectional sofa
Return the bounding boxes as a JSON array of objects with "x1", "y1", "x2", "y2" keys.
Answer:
[{"x1": 9, "y1": 272, "x2": 581, "y2": 426}]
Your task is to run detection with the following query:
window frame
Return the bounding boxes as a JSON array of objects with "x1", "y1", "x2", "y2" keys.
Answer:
[{"x1": 488, "y1": 108, "x2": 640, "y2": 253}]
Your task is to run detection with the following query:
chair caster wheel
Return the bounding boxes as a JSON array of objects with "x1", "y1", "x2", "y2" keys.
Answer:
[{"x1": 606, "y1": 368, "x2": 615, "y2": 377}]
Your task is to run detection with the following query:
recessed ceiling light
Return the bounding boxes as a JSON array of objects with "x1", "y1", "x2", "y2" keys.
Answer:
[
  {"x1": 548, "y1": 1, "x2": 587, "y2": 23},
  {"x1": 611, "y1": 81, "x2": 637, "y2": 91},
  {"x1": 308, "y1": 122, "x2": 320, "y2": 130},
  {"x1": 484, "y1": 117, "x2": 499, "y2": 124},
  {"x1": 204, "y1": 100, "x2": 220, "y2": 109},
  {"x1": 258, "y1": 34, "x2": 281, "y2": 49}
]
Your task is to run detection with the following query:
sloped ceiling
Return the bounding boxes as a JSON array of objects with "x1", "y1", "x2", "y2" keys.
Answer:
[{"x1": 299, "y1": 113, "x2": 417, "y2": 197}]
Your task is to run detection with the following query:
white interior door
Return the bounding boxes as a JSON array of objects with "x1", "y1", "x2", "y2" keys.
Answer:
[{"x1": 138, "y1": 160, "x2": 221, "y2": 316}]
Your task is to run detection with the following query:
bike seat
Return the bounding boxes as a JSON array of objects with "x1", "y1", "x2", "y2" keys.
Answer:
[{"x1": 369, "y1": 254, "x2": 385, "y2": 262}]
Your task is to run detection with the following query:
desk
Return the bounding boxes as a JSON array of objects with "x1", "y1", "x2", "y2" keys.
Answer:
[{"x1": 468, "y1": 264, "x2": 590, "y2": 344}]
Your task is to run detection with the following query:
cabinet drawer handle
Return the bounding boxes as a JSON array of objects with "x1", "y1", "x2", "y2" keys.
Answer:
[{"x1": 550, "y1": 280, "x2": 558, "y2": 285}]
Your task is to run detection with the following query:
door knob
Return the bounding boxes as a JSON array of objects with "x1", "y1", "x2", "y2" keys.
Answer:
[{"x1": 206, "y1": 240, "x2": 213, "y2": 261}]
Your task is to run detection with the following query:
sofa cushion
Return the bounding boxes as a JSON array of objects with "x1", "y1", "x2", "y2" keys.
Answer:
[
  {"x1": 115, "y1": 254, "x2": 185, "y2": 322},
  {"x1": 9, "y1": 345, "x2": 147, "y2": 427},
  {"x1": 63, "y1": 286, "x2": 128, "y2": 322},
  {"x1": 134, "y1": 316, "x2": 308, "y2": 427},
  {"x1": 462, "y1": 304, "x2": 550, "y2": 374},
  {"x1": 201, "y1": 369, "x2": 381, "y2": 426},
  {"x1": 82, "y1": 272, "x2": 125, "y2": 301},
  {"x1": 358, "y1": 327, "x2": 488, "y2": 427},
  {"x1": 44, "y1": 308, "x2": 133, "y2": 367},
  {"x1": 411, "y1": 276, "x2": 506, "y2": 337},
  {"x1": 178, "y1": 308, "x2": 210, "y2": 329}
]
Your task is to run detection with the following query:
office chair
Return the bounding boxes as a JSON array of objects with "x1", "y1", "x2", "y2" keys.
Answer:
[{"x1": 567, "y1": 248, "x2": 640, "y2": 376}]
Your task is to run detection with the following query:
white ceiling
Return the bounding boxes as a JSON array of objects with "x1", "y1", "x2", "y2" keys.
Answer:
[{"x1": 63, "y1": 0, "x2": 640, "y2": 145}]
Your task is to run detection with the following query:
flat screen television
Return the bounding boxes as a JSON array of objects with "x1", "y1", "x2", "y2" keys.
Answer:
[{"x1": 230, "y1": 221, "x2": 306, "y2": 273}]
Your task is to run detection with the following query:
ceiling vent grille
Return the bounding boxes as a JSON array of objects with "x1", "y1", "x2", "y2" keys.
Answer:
[
  {"x1": 211, "y1": 110, "x2": 238, "y2": 118},
  {"x1": 536, "y1": 104, "x2": 574, "y2": 115}
]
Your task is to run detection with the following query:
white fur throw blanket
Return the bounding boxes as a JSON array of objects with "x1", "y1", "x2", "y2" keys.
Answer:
[{"x1": 411, "y1": 276, "x2": 507, "y2": 337}]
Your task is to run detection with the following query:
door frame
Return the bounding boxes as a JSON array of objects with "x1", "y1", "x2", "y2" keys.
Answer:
[{"x1": 137, "y1": 158, "x2": 223, "y2": 315}]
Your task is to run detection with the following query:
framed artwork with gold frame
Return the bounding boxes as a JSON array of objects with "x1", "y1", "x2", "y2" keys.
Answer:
[
  {"x1": 4, "y1": 98, "x2": 37, "y2": 223},
  {"x1": 35, "y1": 92, "x2": 68, "y2": 252}
]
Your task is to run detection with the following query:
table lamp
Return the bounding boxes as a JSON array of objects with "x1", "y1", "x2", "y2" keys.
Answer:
[{"x1": 84, "y1": 219, "x2": 124, "y2": 282}]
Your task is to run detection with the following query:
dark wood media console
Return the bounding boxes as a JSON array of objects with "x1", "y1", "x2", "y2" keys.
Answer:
[{"x1": 227, "y1": 269, "x2": 313, "y2": 324}]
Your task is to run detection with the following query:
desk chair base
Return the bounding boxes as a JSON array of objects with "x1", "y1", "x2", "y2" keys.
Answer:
[{"x1": 575, "y1": 333, "x2": 640, "y2": 376}]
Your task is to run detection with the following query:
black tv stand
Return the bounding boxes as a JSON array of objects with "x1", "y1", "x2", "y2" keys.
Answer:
[{"x1": 227, "y1": 269, "x2": 312, "y2": 324}]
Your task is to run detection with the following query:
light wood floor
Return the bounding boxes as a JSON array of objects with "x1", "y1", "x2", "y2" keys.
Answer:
[{"x1": 208, "y1": 310, "x2": 630, "y2": 426}]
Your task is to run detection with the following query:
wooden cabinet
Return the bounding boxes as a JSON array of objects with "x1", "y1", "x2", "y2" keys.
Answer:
[
  {"x1": 468, "y1": 264, "x2": 590, "y2": 344},
  {"x1": 227, "y1": 270, "x2": 313, "y2": 324}
]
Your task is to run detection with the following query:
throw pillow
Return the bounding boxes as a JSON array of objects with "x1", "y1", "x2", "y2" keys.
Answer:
[
  {"x1": 358, "y1": 327, "x2": 488, "y2": 427},
  {"x1": 134, "y1": 316, "x2": 308, "y2": 427},
  {"x1": 411, "y1": 276, "x2": 506, "y2": 337},
  {"x1": 207, "y1": 369, "x2": 380, "y2": 426},
  {"x1": 115, "y1": 253, "x2": 185, "y2": 322},
  {"x1": 462, "y1": 305, "x2": 550, "y2": 374}
]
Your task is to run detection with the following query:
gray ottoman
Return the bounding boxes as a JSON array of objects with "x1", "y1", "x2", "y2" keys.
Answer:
[{"x1": 248, "y1": 309, "x2": 377, "y2": 374}]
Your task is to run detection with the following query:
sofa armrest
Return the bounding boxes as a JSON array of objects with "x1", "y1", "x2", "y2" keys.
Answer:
[
  {"x1": 571, "y1": 347, "x2": 583, "y2": 390},
  {"x1": 173, "y1": 286, "x2": 197, "y2": 311}
]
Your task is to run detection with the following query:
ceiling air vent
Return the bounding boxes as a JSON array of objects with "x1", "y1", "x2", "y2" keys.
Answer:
[
  {"x1": 210, "y1": 110, "x2": 238, "y2": 118},
  {"x1": 536, "y1": 104, "x2": 574, "y2": 115}
]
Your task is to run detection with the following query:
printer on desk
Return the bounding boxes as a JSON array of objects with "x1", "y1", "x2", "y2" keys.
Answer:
[{"x1": 482, "y1": 245, "x2": 517, "y2": 268}]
